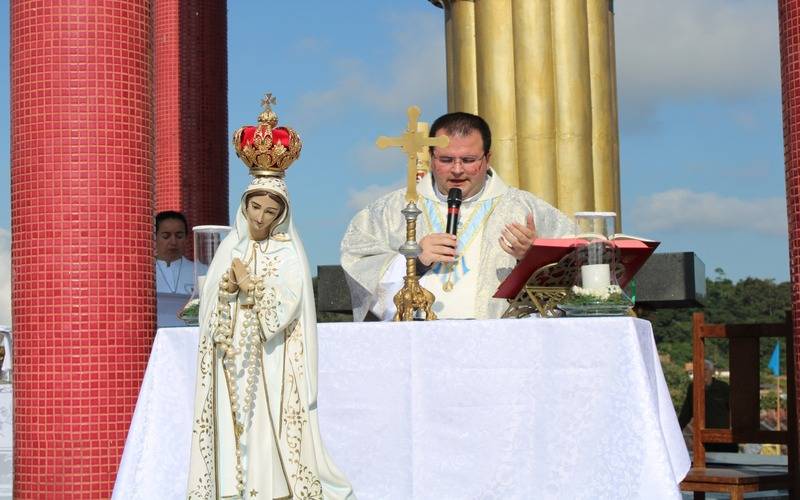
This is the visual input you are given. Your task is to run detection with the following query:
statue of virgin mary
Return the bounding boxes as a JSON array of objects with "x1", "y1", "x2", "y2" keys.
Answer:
[{"x1": 187, "y1": 97, "x2": 355, "y2": 500}]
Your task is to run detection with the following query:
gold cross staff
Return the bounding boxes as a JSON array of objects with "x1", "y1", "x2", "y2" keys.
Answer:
[{"x1": 376, "y1": 106, "x2": 449, "y2": 202}]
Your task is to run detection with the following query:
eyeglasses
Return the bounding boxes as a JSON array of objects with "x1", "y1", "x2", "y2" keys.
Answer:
[{"x1": 432, "y1": 154, "x2": 486, "y2": 168}]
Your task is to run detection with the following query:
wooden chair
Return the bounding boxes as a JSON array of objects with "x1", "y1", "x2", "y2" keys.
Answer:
[{"x1": 679, "y1": 312, "x2": 798, "y2": 499}]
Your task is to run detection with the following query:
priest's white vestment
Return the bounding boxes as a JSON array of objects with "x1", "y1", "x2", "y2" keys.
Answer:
[{"x1": 341, "y1": 169, "x2": 576, "y2": 320}]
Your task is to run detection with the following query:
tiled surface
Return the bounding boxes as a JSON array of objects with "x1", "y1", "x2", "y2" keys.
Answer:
[
  {"x1": 155, "y1": 0, "x2": 229, "y2": 259},
  {"x1": 10, "y1": 1, "x2": 155, "y2": 497},
  {"x1": 780, "y1": 0, "x2": 800, "y2": 457}
]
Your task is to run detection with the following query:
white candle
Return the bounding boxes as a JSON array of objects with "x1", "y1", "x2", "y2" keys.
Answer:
[{"x1": 581, "y1": 264, "x2": 610, "y2": 291}]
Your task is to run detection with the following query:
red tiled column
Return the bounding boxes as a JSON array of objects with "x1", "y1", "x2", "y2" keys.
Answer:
[
  {"x1": 780, "y1": 0, "x2": 800, "y2": 487},
  {"x1": 10, "y1": 1, "x2": 154, "y2": 497},
  {"x1": 155, "y1": 0, "x2": 229, "y2": 251}
]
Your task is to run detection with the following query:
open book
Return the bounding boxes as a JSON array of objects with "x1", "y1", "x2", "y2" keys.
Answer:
[
  {"x1": 493, "y1": 235, "x2": 660, "y2": 300},
  {"x1": 569, "y1": 232, "x2": 655, "y2": 242}
]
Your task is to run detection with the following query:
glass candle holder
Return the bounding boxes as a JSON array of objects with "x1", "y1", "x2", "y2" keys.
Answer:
[
  {"x1": 179, "y1": 225, "x2": 231, "y2": 326},
  {"x1": 573, "y1": 212, "x2": 616, "y2": 292},
  {"x1": 559, "y1": 212, "x2": 633, "y2": 316}
]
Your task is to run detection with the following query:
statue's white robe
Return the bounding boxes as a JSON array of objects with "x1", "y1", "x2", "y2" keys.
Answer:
[
  {"x1": 341, "y1": 169, "x2": 576, "y2": 320},
  {"x1": 188, "y1": 181, "x2": 354, "y2": 500}
]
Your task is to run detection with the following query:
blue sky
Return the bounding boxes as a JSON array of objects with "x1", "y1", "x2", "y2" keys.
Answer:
[{"x1": 0, "y1": 0, "x2": 789, "y2": 323}]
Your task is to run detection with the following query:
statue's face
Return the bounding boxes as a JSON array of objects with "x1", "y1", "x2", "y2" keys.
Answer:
[
  {"x1": 156, "y1": 218, "x2": 187, "y2": 262},
  {"x1": 431, "y1": 129, "x2": 490, "y2": 199},
  {"x1": 245, "y1": 193, "x2": 283, "y2": 241}
]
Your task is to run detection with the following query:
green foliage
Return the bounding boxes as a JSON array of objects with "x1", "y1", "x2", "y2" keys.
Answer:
[
  {"x1": 566, "y1": 289, "x2": 630, "y2": 305},
  {"x1": 651, "y1": 270, "x2": 791, "y2": 408},
  {"x1": 659, "y1": 353, "x2": 691, "y2": 408},
  {"x1": 761, "y1": 391, "x2": 778, "y2": 412},
  {"x1": 760, "y1": 374, "x2": 786, "y2": 411},
  {"x1": 703, "y1": 270, "x2": 791, "y2": 326}
]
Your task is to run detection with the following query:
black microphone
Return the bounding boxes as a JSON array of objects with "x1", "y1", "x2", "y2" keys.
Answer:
[{"x1": 445, "y1": 188, "x2": 463, "y2": 236}]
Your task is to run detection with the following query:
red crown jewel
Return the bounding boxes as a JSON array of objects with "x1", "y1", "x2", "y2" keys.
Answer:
[{"x1": 233, "y1": 93, "x2": 302, "y2": 177}]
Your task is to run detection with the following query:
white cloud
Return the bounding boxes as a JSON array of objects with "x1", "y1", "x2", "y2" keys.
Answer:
[
  {"x1": 0, "y1": 229, "x2": 9, "y2": 326},
  {"x1": 629, "y1": 189, "x2": 787, "y2": 236},
  {"x1": 615, "y1": 0, "x2": 779, "y2": 125},
  {"x1": 295, "y1": 2, "x2": 780, "y2": 130},
  {"x1": 347, "y1": 182, "x2": 404, "y2": 212},
  {"x1": 295, "y1": 11, "x2": 446, "y2": 125},
  {"x1": 350, "y1": 141, "x2": 407, "y2": 173}
]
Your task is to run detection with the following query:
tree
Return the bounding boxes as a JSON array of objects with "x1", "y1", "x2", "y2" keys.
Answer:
[{"x1": 650, "y1": 271, "x2": 791, "y2": 407}]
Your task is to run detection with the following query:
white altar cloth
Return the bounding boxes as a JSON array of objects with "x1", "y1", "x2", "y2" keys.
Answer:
[
  {"x1": 0, "y1": 384, "x2": 12, "y2": 500},
  {"x1": 113, "y1": 317, "x2": 689, "y2": 499}
]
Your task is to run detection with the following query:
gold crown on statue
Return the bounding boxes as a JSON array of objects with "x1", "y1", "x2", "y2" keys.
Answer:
[{"x1": 233, "y1": 93, "x2": 302, "y2": 177}]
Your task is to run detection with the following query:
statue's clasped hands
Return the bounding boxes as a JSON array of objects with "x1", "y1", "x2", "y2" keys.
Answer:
[
  {"x1": 225, "y1": 258, "x2": 257, "y2": 296},
  {"x1": 232, "y1": 258, "x2": 257, "y2": 294}
]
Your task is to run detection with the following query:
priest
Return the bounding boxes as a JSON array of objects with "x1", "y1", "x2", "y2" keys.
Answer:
[{"x1": 341, "y1": 112, "x2": 576, "y2": 320}]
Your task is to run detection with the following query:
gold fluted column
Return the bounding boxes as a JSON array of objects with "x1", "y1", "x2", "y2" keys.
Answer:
[
  {"x1": 608, "y1": 3, "x2": 622, "y2": 231},
  {"x1": 428, "y1": 0, "x2": 622, "y2": 220},
  {"x1": 552, "y1": 0, "x2": 594, "y2": 216},
  {"x1": 513, "y1": 0, "x2": 557, "y2": 205},
  {"x1": 587, "y1": 0, "x2": 615, "y2": 216},
  {"x1": 444, "y1": 6, "x2": 456, "y2": 111},
  {"x1": 448, "y1": 0, "x2": 478, "y2": 113},
  {"x1": 475, "y1": 0, "x2": 518, "y2": 186}
]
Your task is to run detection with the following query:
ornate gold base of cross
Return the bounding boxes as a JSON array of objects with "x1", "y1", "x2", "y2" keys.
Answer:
[
  {"x1": 392, "y1": 202, "x2": 437, "y2": 320},
  {"x1": 394, "y1": 275, "x2": 437, "y2": 320},
  {"x1": 376, "y1": 106, "x2": 448, "y2": 321}
]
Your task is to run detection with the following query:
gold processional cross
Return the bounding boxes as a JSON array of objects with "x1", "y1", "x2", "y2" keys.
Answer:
[
  {"x1": 376, "y1": 106, "x2": 448, "y2": 202},
  {"x1": 375, "y1": 106, "x2": 449, "y2": 321}
]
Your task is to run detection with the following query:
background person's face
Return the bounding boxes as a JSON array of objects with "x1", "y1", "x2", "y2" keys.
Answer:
[
  {"x1": 156, "y1": 218, "x2": 187, "y2": 262},
  {"x1": 246, "y1": 193, "x2": 283, "y2": 241},
  {"x1": 431, "y1": 129, "x2": 490, "y2": 199},
  {"x1": 704, "y1": 367, "x2": 714, "y2": 386}
]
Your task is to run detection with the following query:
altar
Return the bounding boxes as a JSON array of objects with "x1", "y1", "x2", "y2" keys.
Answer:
[{"x1": 112, "y1": 317, "x2": 689, "y2": 499}]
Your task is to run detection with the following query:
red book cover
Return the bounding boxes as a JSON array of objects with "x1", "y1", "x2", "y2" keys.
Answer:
[{"x1": 493, "y1": 237, "x2": 660, "y2": 299}]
